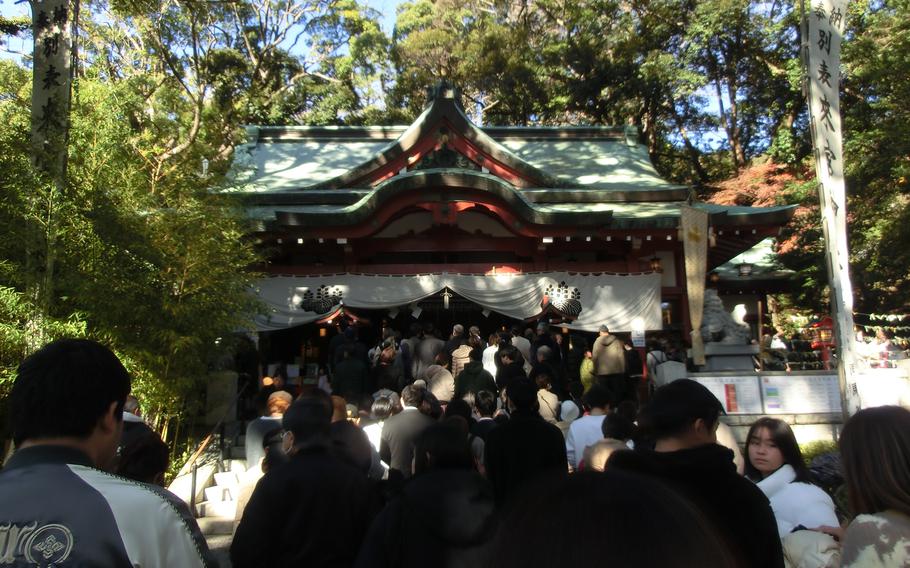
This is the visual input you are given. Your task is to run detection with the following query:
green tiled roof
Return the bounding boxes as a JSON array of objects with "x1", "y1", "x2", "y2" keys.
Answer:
[
  {"x1": 226, "y1": 90, "x2": 795, "y2": 231},
  {"x1": 498, "y1": 138, "x2": 686, "y2": 191},
  {"x1": 714, "y1": 237, "x2": 794, "y2": 280}
]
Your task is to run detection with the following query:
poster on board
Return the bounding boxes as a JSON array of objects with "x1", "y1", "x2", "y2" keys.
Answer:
[
  {"x1": 692, "y1": 376, "x2": 763, "y2": 414},
  {"x1": 761, "y1": 374, "x2": 841, "y2": 414}
]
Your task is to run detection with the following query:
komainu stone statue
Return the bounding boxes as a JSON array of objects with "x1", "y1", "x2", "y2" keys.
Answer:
[{"x1": 700, "y1": 289, "x2": 751, "y2": 345}]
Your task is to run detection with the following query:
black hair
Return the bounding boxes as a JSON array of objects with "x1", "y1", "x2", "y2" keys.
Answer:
[
  {"x1": 487, "y1": 470, "x2": 740, "y2": 568},
  {"x1": 639, "y1": 379, "x2": 723, "y2": 440},
  {"x1": 601, "y1": 413, "x2": 635, "y2": 442},
  {"x1": 261, "y1": 427, "x2": 289, "y2": 473},
  {"x1": 371, "y1": 396, "x2": 393, "y2": 421},
  {"x1": 531, "y1": 365, "x2": 552, "y2": 389},
  {"x1": 10, "y1": 339, "x2": 131, "y2": 445},
  {"x1": 420, "y1": 390, "x2": 443, "y2": 420},
  {"x1": 116, "y1": 431, "x2": 169, "y2": 485},
  {"x1": 413, "y1": 421, "x2": 474, "y2": 475},
  {"x1": 616, "y1": 400, "x2": 639, "y2": 423},
  {"x1": 444, "y1": 398, "x2": 474, "y2": 423},
  {"x1": 282, "y1": 398, "x2": 331, "y2": 442},
  {"x1": 498, "y1": 344, "x2": 518, "y2": 361},
  {"x1": 507, "y1": 379, "x2": 539, "y2": 412},
  {"x1": 474, "y1": 390, "x2": 496, "y2": 417},
  {"x1": 744, "y1": 417, "x2": 811, "y2": 482},
  {"x1": 583, "y1": 383, "x2": 612, "y2": 410}
]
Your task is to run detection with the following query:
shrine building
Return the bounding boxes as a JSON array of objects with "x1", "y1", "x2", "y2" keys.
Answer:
[{"x1": 228, "y1": 84, "x2": 795, "y2": 364}]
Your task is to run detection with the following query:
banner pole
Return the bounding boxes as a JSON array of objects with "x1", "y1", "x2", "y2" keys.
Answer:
[{"x1": 800, "y1": 0, "x2": 861, "y2": 419}]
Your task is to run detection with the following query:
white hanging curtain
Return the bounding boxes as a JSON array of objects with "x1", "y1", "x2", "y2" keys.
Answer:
[{"x1": 252, "y1": 271, "x2": 662, "y2": 333}]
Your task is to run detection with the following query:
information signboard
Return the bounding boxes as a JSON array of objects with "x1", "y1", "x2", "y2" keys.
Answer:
[
  {"x1": 692, "y1": 376, "x2": 764, "y2": 414},
  {"x1": 761, "y1": 374, "x2": 841, "y2": 414}
]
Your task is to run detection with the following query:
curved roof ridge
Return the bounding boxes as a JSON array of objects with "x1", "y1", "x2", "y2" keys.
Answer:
[{"x1": 311, "y1": 93, "x2": 568, "y2": 190}]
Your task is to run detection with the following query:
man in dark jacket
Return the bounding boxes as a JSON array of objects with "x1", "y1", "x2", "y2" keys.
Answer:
[
  {"x1": 379, "y1": 385, "x2": 435, "y2": 478},
  {"x1": 607, "y1": 379, "x2": 784, "y2": 568},
  {"x1": 471, "y1": 390, "x2": 499, "y2": 441},
  {"x1": 484, "y1": 379, "x2": 568, "y2": 506},
  {"x1": 454, "y1": 347, "x2": 497, "y2": 401},
  {"x1": 529, "y1": 322, "x2": 562, "y2": 367},
  {"x1": 355, "y1": 422, "x2": 495, "y2": 568},
  {"x1": 332, "y1": 345, "x2": 370, "y2": 403},
  {"x1": 232, "y1": 396, "x2": 374, "y2": 567},
  {"x1": 494, "y1": 344, "x2": 526, "y2": 392}
]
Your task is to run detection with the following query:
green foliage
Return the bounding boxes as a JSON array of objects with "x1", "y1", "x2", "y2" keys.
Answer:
[
  {"x1": 801, "y1": 439, "x2": 838, "y2": 465},
  {"x1": 0, "y1": 286, "x2": 87, "y2": 394},
  {"x1": 0, "y1": 52, "x2": 259, "y2": 439}
]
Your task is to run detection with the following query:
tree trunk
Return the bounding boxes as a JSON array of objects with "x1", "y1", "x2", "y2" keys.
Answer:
[{"x1": 670, "y1": 102, "x2": 710, "y2": 184}]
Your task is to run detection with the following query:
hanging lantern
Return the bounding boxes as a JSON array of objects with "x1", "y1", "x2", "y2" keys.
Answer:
[{"x1": 442, "y1": 288, "x2": 452, "y2": 310}]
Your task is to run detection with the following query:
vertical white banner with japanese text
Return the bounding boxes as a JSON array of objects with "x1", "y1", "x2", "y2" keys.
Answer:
[
  {"x1": 681, "y1": 206, "x2": 709, "y2": 366},
  {"x1": 802, "y1": 0, "x2": 860, "y2": 415}
]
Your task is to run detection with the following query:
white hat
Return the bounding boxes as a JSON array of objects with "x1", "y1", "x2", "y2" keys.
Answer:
[{"x1": 560, "y1": 400, "x2": 580, "y2": 422}]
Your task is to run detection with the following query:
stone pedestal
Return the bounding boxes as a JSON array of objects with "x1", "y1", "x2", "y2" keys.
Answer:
[{"x1": 702, "y1": 343, "x2": 759, "y2": 372}]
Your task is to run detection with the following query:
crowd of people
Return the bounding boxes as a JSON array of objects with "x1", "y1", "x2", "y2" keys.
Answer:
[
  {"x1": 1, "y1": 334, "x2": 909, "y2": 567},
  {"x1": 230, "y1": 321, "x2": 910, "y2": 567}
]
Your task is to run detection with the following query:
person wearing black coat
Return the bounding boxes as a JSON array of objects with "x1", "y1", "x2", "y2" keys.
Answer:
[
  {"x1": 231, "y1": 397, "x2": 374, "y2": 568},
  {"x1": 494, "y1": 344, "x2": 527, "y2": 392},
  {"x1": 607, "y1": 379, "x2": 784, "y2": 568},
  {"x1": 332, "y1": 346, "x2": 370, "y2": 403},
  {"x1": 484, "y1": 379, "x2": 568, "y2": 506},
  {"x1": 355, "y1": 421, "x2": 496, "y2": 568},
  {"x1": 454, "y1": 349, "x2": 497, "y2": 402}
]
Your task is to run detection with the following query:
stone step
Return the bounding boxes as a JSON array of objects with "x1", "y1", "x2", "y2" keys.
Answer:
[
  {"x1": 168, "y1": 463, "x2": 216, "y2": 506},
  {"x1": 195, "y1": 500, "x2": 237, "y2": 519},
  {"x1": 213, "y1": 471, "x2": 240, "y2": 489},
  {"x1": 198, "y1": 516, "x2": 234, "y2": 537},
  {"x1": 204, "y1": 485, "x2": 234, "y2": 503},
  {"x1": 226, "y1": 459, "x2": 248, "y2": 474}
]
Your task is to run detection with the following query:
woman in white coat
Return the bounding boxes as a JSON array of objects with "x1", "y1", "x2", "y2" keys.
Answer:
[{"x1": 745, "y1": 417, "x2": 839, "y2": 537}]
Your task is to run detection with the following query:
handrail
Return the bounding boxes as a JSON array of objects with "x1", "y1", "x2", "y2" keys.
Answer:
[
  {"x1": 185, "y1": 381, "x2": 252, "y2": 517},
  {"x1": 184, "y1": 381, "x2": 251, "y2": 473}
]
